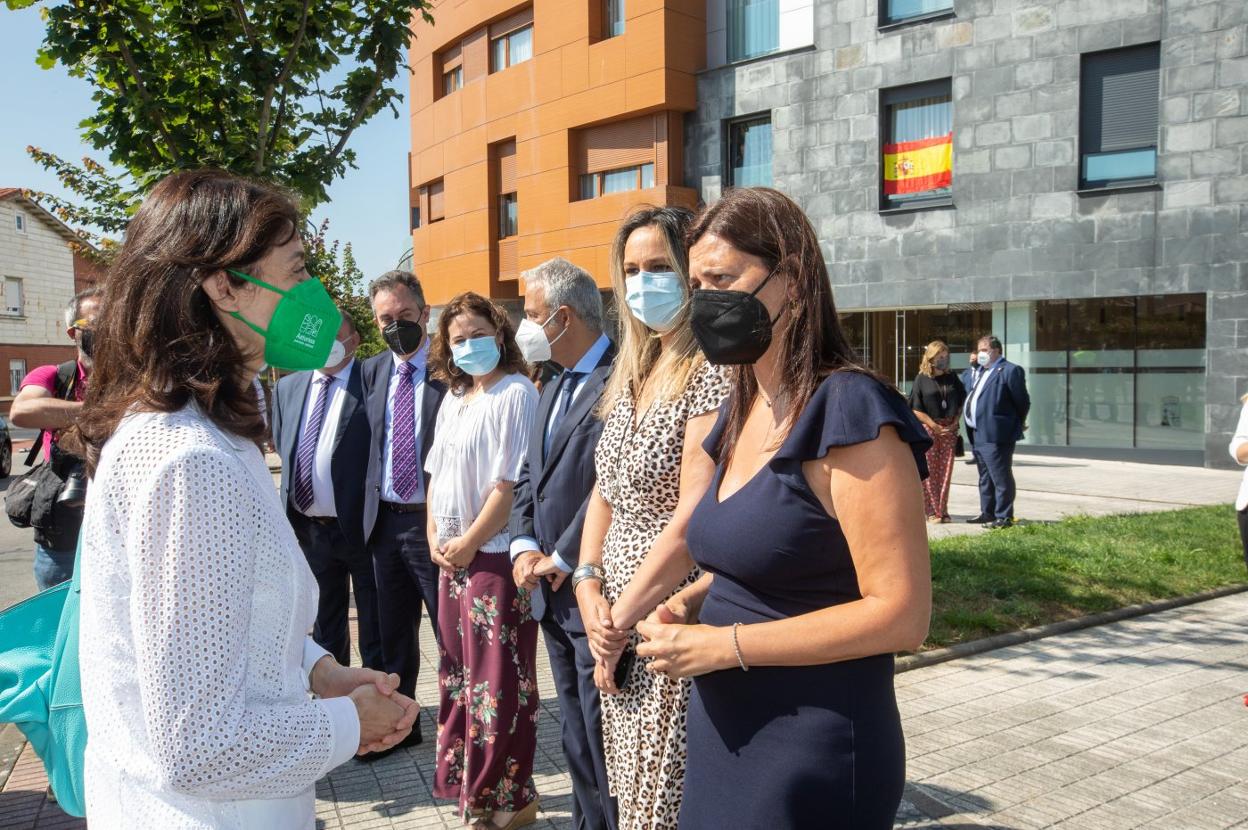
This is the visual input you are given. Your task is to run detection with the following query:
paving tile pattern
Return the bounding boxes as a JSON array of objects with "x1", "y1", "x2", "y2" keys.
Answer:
[{"x1": 5, "y1": 594, "x2": 1248, "y2": 829}]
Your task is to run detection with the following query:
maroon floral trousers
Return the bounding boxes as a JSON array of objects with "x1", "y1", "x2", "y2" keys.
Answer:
[
  {"x1": 433, "y1": 551, "x2": 540, "y2": 821},
  {"x1": 923, "y1": 419, "x2": 959, "y2": 519}
]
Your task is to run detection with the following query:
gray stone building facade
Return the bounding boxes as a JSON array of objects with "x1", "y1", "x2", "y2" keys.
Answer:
[{"x1": 686, "y1": 0, "x2": 1248, "y2": 467}]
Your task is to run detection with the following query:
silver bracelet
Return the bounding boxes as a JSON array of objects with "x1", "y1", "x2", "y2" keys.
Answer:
[
  {"x1": 571, "y1": 563, "x2": 606, "y2": 591},
  {"x1": 732, "y1": 622, "x2": 749, "y2": 672}
]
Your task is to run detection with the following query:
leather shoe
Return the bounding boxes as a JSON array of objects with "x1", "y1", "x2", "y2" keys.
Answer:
[
  {"x1": 357, "y1": 727, "x2": 422, "y2": 763},
  {"x1": 965, "y1": 515, "x2": 992, "y2": 524},
  {"x1": 988, "y1": 518, "x2": 1014, "y2": 529}
]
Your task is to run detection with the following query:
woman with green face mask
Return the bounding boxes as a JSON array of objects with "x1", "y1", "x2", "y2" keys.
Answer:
[{"x1": 70, "y1": 170, "x2": 419, "y2": 829}]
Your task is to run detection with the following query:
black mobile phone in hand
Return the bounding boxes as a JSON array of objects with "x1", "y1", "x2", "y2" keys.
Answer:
[{"x1": 614, "y1": 647, "x2": 636, "y2": 691}]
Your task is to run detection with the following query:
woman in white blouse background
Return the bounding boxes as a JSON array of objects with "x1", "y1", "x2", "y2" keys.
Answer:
[
  {"x1": 72, "y1": 170, "x2": 418, "y2": 829},
  {"x1": 1228, "y1": 394, "x2": 1248, "y2": 571},
  {"x1": 424, "y1": 292, "x2": 540, "y2": 830}
]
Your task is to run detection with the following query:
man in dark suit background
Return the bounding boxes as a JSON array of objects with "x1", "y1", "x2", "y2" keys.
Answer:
[
  {"x1": 361, "y1": 270, "x2": 447, "y2": 752},
  {"x1": 271, "y1": 311, "x2": 382, "y2": 669},
  {"x1": 963, "y1": 334, "x2": 1030, "y2": 528},
  {"x1": 510, "y1": 257, "x2": 618, "y2": 830}
]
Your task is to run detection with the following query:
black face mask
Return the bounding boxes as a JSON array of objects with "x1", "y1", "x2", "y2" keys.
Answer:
[
  {"x1": 382, "y1": 318, "x2": 425, "y2": 356},
  {"x1": 690, "y1": 267, "x2": 780, "y2": 365},
  {"x1": 78, "y1": 328, "x2": 95, "y2": 359}
]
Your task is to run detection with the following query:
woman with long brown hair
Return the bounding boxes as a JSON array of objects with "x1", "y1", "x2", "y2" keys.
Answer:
[
  {"x1": 909, "y1": 340, "x2": 966, "y2": 522},
  {"x1": 424, "y1": 292, "x2": 541, "y2": 829},
  {"x1": 629, "y1": 188, "x2": 932, "y2": 828},
  {"x1": 572, "y1": 206, "x2": 728, "y2": 830},
  {"x1": 73, "y1": 170, "x2": 417, "y2": 827}
]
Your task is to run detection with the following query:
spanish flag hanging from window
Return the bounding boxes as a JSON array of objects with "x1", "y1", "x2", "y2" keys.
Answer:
[{"x1": 883, "y1": 132, "x2": 953, "y2": 195}]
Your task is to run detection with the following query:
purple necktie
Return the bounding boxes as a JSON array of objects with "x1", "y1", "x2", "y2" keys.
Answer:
[
  {"x1": 293, "y1": 375, "x2": 332, "y2": 512},
  {"x1": 392, "y1": 361, "x2": 420, "y2": 501}
]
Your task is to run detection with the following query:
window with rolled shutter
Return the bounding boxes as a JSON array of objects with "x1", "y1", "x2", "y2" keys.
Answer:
[
  {"x1": 428, "y1": 180, "x2": 445, "y2": 222},
  {"x1": 1080, "y1": 43, "x2": 1159, "y2": 188}
]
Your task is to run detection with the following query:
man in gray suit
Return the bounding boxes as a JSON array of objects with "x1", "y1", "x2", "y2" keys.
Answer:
[{"x1": 271, "y1": 311, "x2": 382, "y2": 669}]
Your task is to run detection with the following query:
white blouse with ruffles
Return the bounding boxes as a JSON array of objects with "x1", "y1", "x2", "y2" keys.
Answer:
[{"x1": 425, "y1": 373, "x2": 538, "y2": 553}]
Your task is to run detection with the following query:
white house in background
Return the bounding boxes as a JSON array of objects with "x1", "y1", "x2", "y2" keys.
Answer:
[{"x1": 0, "y1": 188, "x2": 101, "y2": 416}]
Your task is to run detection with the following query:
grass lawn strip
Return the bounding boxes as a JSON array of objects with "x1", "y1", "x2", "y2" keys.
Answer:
[{"x1": 924, "y1": 505, "x2": 1247, "y2": 650}]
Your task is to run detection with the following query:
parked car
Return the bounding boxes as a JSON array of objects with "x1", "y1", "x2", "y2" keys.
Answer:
[{"x1": 0, "y1": 416, "x2": 13, "y2": 478}]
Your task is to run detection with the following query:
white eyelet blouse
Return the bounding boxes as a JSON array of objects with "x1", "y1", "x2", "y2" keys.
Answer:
[{"x1": 79, "y1": 404, "x2": 359, "y2": 829}]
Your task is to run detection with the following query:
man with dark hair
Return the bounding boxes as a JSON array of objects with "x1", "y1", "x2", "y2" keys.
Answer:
[
  {"x1": 271, "y1": 310, "x2": 382, "y2": 671},
  {"x1": 963, "y1": 334, "x2": 1030, "y2": 528},
  {"x1": 11, "y1": 286, "x2": 101, "y2": 588},
  {"x1": 359, "y1": 269, "x2": 446, "y2": 758}
]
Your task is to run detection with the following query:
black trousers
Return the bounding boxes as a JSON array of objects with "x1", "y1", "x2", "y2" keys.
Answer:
[
  {"x1": 369, "y1": 506, "x2": 440, "y2": 699},
  {"x1": 1238, "y1": 508, "x2": 1248, "y2": 571},
  {"x1": 288, "y1": 509, "x2": 383, "y2": 670},
  {"x1": 540, "y1": 613, "x2": 617, "y2": 830}
]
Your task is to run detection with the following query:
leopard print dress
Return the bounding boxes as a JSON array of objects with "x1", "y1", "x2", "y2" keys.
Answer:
[{"x1": 594, "y1": 360, "x2": 729, "y2": 830}]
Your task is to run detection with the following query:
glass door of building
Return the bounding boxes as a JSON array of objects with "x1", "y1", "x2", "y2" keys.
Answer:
[{"x1": 840, "y1": 305, "x2": 993, "y2": 392}]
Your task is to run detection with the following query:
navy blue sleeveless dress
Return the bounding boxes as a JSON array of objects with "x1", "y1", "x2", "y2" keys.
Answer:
[{"x1": 680, "y1": 371, "x2": 930, "y2": 830}]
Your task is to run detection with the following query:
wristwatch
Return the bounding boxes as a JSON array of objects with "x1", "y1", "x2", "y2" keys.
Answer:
[{"x1": 571, "y1": 563, "x2": 607, "y2": 591}]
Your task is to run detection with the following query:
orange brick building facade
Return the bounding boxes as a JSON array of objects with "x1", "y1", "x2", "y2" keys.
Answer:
[{"x1": 406, "y1": 0, "x2": 705, "y2": 304}]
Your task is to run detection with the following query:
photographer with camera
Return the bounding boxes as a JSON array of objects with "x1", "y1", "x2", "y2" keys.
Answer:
[{"x1": 9, "y1": 287, "x2": 99, "y2": 590}]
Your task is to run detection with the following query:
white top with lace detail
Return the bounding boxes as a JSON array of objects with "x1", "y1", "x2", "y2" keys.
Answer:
[
  {"x1": 79, "y1": 404, "x2": 359, "y2": 829},
  {"x1": 425, "y1": 373, "x2": 538, "y2": 553}
]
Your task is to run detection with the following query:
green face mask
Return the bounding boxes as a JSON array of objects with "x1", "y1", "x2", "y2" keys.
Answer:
[{"x1": 226, "y1": 269, "x2": 342, "y2": 371}]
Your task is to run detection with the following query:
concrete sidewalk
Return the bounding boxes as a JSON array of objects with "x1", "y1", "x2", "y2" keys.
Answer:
[
  {"x1": 932, "y1": 452, "x2": 1241, "y2": 539},
  {"x1": 6, "y1": 591, "x2": 1248, "y2": 829}
]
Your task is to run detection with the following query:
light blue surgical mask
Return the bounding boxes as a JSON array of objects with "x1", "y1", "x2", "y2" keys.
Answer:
[
  {"x1": 452, "y1": 336, "x2": 502, "y2": 377},
  {"x1": 625, "y1": 271, "x2": 685, "y2": 333}
]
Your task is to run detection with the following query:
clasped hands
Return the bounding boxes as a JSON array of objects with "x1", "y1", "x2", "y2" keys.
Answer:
[
  {"x1": 309, "y1": 656, "x2": 420, "y2": 756},
  {"x1": 575, "y1": 584, "x2": 733, "y2": 694},
  {"x1": 511, "y1": 550, "x2": 569, "y2": 593},
  {"x1": 431, "y1": 535, "x2": 477, "y2": 573}
]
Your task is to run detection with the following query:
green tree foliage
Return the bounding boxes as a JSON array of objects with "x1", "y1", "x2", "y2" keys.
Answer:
[
  {"x1": 7, "y1": 0, "x2": 430, "y2": 252},
  {"x1": 305, "y1": 219, "x2": 385, "y2": 359}
]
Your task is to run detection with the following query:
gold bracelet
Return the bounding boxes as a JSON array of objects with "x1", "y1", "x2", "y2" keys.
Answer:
[{"x1": 732, "y1": 622, "x2": 749, "y2": 672}]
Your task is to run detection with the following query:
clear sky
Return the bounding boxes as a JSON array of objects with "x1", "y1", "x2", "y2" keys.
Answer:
[{"x1": 0, "y1": 6, "x2": 413, "y2": 285}]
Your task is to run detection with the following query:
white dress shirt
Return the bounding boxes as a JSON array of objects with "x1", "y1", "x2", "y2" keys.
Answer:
[
  {"x1": 1228, "y1": 401, "x2": 1248, "y2": 511},
  {"x1": 296, "y1": 358, "x2": 354, "y2": 518},
  {"x1": 509, "y1": 334, "x2": 612, "y2": 573},
  {"x1": 964, "y1": 357, "x2": 1000, "y2": 429},
  {"x1": 381, "y1": 341, "x2": 429, "y2": 504},
  {"x1": 80, "y1": 405, "x2": 359, "y2": 829}
]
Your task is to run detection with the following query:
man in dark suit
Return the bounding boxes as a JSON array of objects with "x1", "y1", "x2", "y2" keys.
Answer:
[
  {"x1": 963, "y1": 334, "x2": 1030, "y2": 528},
  {"x1": 271, "y1": 311, "x2": 382, "y2": 670},
  {"x1": 361, "y1": 270, "x2": 447, "y2": 752},
  {"x1": 510, "y1": 257, "x2": 618, "y2": 830}
]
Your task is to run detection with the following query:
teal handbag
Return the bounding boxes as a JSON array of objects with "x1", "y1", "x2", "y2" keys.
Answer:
[{"x1": 0, "y1": 537, "x2": 87, "y2": 817}]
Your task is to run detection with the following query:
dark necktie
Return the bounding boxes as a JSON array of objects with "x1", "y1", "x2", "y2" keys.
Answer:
[
  {"x1": 293, "y1": 375, "x2": 332, "y2": 512},
  {"x1": 392, "y1": 361, "x2": 420, "y2": 501}
]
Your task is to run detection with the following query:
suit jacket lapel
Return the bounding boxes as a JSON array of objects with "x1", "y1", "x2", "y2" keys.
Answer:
[
  {"x1": 533, "y1": 378, "x2": 559, "y2": 472},
  {"x1": 420, "y1": 366, "x2": 441, "y2": 451},
  {"x1": 366, "y1": 356, "x2": 390, "y2": 438},
  {"x1": 332, "y1": 361, "x2": 363, "y2": 452},
  {"x1": 538, "y1": 346, "x2": 615, "y2": 488},
  {"x1": 283, "y1": 371, "x2": 313, "y2": 469}
]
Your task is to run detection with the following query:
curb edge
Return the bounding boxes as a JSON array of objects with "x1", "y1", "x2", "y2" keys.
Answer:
[{"x1": 896, "y1": 582, "x2": 1248, "y2": 674}]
